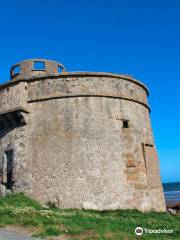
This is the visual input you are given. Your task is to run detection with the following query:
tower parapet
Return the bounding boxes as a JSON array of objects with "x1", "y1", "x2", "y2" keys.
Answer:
[{"x1": 10, "y1": 59, "x2": 65, "y2": 81}]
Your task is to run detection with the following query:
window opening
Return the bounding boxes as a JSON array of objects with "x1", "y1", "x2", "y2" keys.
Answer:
[
  {"x1": 58, "y1": 65, "x2": 63, "y2": 73},
  {"x1": 5, "y1": 150, "x2": 14, "y2": 190},
  {"x1": 122, "y1": 120, "x2": 129, "y2": 128},
  {"x1": 33, "y1": 61, "x2": 45, "y2": 70},
  {"x1": 12, "y1": 65, "x2": 20, "y2": 75}
]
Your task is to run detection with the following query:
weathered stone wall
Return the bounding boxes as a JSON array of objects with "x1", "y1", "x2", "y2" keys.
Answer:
[
  {"x1": 0, "y1": 61, "x2": 166, "y2": 212},
  {"x1": 0, "y1": 81, "x2": 28, "y2": 112},
  {"x1": 27, "y1": 75, "x2": 148, "y2": 107}
]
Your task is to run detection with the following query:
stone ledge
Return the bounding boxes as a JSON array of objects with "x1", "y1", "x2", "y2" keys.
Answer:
[
  {"x1": 0, "y1": 107, "x2": 29, "y2": 115},
  {"x1": 0, "y1": 107, "x2": 29, "y2": 130},
  {"x1": 27, "y1": 93, "x2": 151, "y2": 112}
]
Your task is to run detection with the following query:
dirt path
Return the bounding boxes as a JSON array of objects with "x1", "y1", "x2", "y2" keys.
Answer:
[{"x1": 0, "y1": 229, "x2": 37, "y2": 240}]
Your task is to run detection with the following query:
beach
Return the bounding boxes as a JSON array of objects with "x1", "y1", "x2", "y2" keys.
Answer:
[{"x1": 163, "y1": 182, "x2": 180, "y2": 208}]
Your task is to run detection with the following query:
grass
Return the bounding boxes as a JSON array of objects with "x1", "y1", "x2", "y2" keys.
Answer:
[{"x1": 0, "y1": 193, "x2": 179, "y2": 239}]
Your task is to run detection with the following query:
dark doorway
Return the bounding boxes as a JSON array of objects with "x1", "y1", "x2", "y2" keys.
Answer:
[{"x1": 5, "y1": 150, "x2": 14, "y2": 190}]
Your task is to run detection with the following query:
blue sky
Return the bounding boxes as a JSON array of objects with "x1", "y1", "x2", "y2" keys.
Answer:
[{"x1": 0, "y1": 0, "x2": 179, "y2": 183}]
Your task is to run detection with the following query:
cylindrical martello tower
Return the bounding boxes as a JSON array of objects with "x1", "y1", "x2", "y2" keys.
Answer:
[{"x1": 0, "y1": 59, "x2": 166, "y2": 211}]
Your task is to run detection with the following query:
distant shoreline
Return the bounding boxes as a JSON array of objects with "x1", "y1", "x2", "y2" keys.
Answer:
[{"x1": 162, "y1": 182, "x2": 180, "y2": 208}]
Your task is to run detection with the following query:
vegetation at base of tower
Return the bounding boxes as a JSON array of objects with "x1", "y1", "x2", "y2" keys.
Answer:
[{"x1": 0, "y1": 193, "x2": 179, "y2": 239}]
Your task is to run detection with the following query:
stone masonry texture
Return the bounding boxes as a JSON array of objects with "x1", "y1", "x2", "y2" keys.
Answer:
[{"x1": 0, "y1": 59, "x2": 166, "y2": 211}]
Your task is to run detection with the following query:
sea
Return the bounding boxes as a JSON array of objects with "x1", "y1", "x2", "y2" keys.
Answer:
[{"x1": 163, "y1": 182, "x2": 180, "y2": 208}]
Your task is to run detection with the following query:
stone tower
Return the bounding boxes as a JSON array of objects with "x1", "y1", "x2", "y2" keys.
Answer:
[{"x1": 0, "y1": 59, "x2": 165, "y2": 211}]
